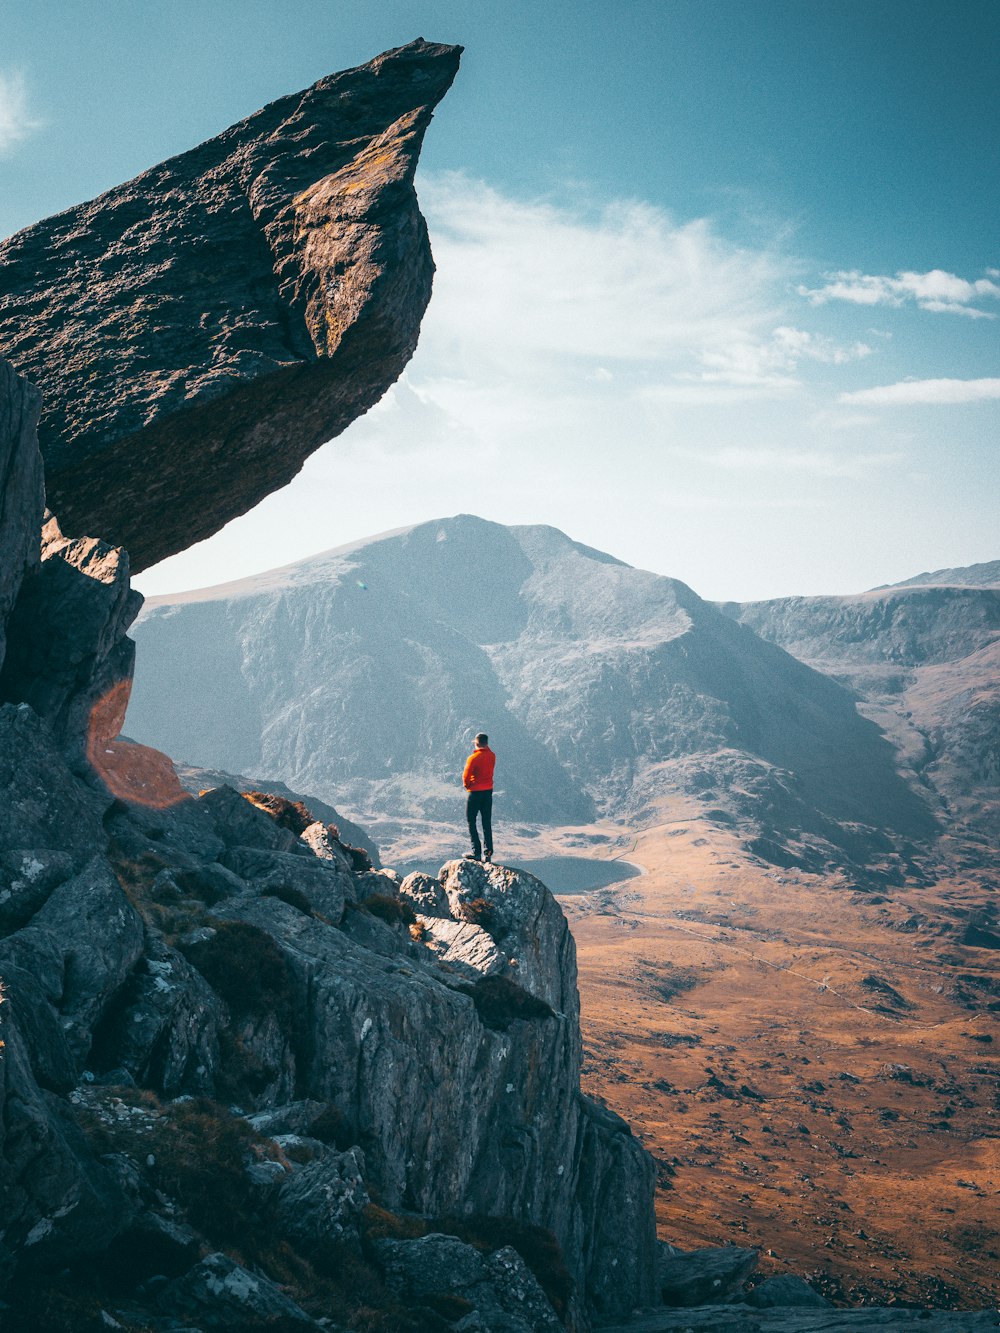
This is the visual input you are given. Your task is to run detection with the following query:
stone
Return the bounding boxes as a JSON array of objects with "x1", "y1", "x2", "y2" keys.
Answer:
[
  {"x1": 88, "y1": 934, "x2": 223, "y2": 1097},
  {"x1": 274, "y1": 1143, "x2": 368, "y2": 1248},
  {"x1": 440, "y1": 859, "x2": 580, "y2": 1019},
  {"x1": 155, "y1": 1252, "x2": 320, "y2": 1329},
  {"x1": 400, "y1": 869, "x2": 450, "y2": 917},
  {"x1": 0, "y1": 1002, "x2": 137, "y2": 1281},
  {"x1": 29, "y1": 855, "x2": 145, "y2": 1067},
  {"x1": 376, "y1": 1233, "x2": 562, "y2": 1333},
  {"x1": 418, "y1": 915, "x2": 505, "y2": 980},
  {"x1": 0, "y1": 357, "x2": 44, "y2": 676},
  {"x1": 245, "y1": 1099, "x2": 327, "y2": 1138},
  {"x1": 0, "y1": 40, "x2": 461, "y2": 572},
  {"x1": 301, "y1": 820, "x2": 355, "y2": 875},
  {"x1": 0, "y1": 512, "x2": 143, "y2": 757},
  {"x1": 0, "y1": 703, "x2": 107, "y2": 861},
  {"x1": 197, "y1": 784, "x2": 302, "y2": 852},
  {"x1": 219, "y1": 844, "x2": 350, "y2": 921},
  {"x1": 657, "y1": 1243, "x2": 759, "y2": 1307},
  {"x1": 0, "y1": 848, "x2": 75, "y2": 932},
  {"x1": 745, "y1": 1274, "x2": 831, "y2": 1309}
]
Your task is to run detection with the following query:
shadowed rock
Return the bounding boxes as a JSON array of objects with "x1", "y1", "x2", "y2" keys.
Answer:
[
  {"x1": 0, "y1": 358, "x2": 44, "y2": 674},
  {"x1": 0, "y1": 513, "x2": 143, "y2": 757},
  {"x1": 0, "y1": 39, "x2": 461, "y2": 571}
]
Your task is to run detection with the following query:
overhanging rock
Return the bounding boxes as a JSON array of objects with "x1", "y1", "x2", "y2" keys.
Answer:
[{"x1": 0, "y1": 38, "x2": 461, "y2": 571}]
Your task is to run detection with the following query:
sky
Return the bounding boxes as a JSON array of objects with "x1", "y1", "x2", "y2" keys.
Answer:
[{"x1": 1, "y1": 0, "x2": 998, "y2": 601}]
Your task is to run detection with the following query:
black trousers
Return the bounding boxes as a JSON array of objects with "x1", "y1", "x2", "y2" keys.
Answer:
[{"x1": 466, "y1": 790, "x2": 493, "y2": 859}]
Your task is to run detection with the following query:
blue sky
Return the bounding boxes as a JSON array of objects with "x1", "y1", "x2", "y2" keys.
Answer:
[{"x1": 2, "y1": 1, "x2": 997, "y2": 599}]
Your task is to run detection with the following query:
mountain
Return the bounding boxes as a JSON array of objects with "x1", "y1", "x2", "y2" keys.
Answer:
[
  {"x1": 723, "y1": 574, "x2": 1000, "y2": 837},
  {"x1": 127, "y1": 515, "x2": 938, "y2": 882},
  {"x1": 875, "y1": 559, "x2": 1000, "y2": 590}
]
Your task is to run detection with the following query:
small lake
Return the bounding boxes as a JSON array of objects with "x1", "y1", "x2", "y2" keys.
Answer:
[{"x1": 397, "y1": 855, "x2": 642, "y2": 895}]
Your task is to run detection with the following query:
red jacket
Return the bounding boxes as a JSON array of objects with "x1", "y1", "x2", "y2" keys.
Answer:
[{"x1": 463, "y1": 745, "x2": 496, "y2": 791}]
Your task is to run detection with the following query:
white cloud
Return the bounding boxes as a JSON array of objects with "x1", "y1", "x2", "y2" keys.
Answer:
[
  {"x1": 0, "y1": 70, "x2": 42, "y2": 154},
  {"x1": 668, "y1": 442, "x2": 902, "y2": 479},
  {"x1": 840, "y1": 377, "x2": 1000, "y2": 406},
  {"x1": 800, "y1": 268, "x2": 1000, "y2": 318},
  {"x1": 418, "y1": 173, "x2": 791, "y2": 381}
]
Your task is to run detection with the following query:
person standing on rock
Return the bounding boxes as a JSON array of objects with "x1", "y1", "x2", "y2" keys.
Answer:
[{"x1": 462, "y1": 733, "x2": 496, "y2": 863}]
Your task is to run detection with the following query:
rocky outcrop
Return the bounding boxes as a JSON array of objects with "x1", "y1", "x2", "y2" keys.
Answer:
[
  {"x1": 0, "y1": 39, "x2": 461, "y2": 571},
  {"x1": 0, "y1": 358, "x2": 44, "y2": 677},
  {"x1": 0, "y1": 704, "x2": 657, "y2": 1327},
  {"x1": 0, "y1": 512, "x2": 143, "y2": 758}
]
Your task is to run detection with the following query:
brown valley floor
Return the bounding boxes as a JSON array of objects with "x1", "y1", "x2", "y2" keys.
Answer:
[{"x1": 559, "y1": 813, "x2": 1000, "y2": 1311}]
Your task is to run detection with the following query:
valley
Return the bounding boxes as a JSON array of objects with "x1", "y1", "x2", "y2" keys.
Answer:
[{"x1": 565, "y1": 818, "x2": 998, "y2": 1311}]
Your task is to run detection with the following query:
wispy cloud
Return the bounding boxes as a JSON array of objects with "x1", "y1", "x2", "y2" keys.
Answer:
[
  {"x1": 668, "y1": 442, "x2": 902, "y2": 479},
  {"x1": 840, "y1": 377, "x2": 1000, "y2": 406},
  {"x1": 800, "y1": 268, "x2": 1000, "y2": 319},
  {"x1": 418, "y1": 173, "x2": 793, "y2": 382},
  {"x1": 686, "y1": 325, "x2": 872, "y2": 390},
  {"x1": 0, "y1": 70, "x2": 42, "y2": 154}
]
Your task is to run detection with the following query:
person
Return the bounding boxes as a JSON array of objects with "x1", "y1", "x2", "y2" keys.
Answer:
[{"x1": 462, "y1": 732, "x2": 495, "y2": 862}]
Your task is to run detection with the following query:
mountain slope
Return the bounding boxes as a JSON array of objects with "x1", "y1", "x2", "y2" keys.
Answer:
[
  {"x1": 724, "y1": 574, "x2": 1000, "y2": 836},
  {"x1": 127, "y1": 516, "x2": 938, "y2": 877}
]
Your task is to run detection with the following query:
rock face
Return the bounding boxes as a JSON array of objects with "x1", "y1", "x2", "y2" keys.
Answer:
[
  {"x1": 0, "y1": 714, "x2": 657, "y2": 1325},
  {"x1": 0, "y1": 511, "x2": 143, "y2": 757},
  {"x1": 0, "y1": 39, "x2": 461, "y2": 571},
  {"x1": 0, "y1": 357, "x2": 44, "y2": 675},
  {"x1": 128, "y1": 515, "x2": 939, "y2": 880}
]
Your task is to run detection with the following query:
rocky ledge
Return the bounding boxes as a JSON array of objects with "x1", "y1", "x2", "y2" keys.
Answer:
[{"x1": 0, "y1": 38, "x2": 461, "y2": 570}]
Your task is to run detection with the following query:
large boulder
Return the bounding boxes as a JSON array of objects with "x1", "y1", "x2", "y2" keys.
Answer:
[
  {"x1": 0, "y1": 357, "x2": 44, "y2": 676},
  {"x1": 376, "y1": 1233, "x2": 563, "y2": 1333},
  {"x1": 0, "y1": 39, "x2": 461, "y2": 571}
]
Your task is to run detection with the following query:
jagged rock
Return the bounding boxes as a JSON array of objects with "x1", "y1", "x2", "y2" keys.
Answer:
[
  {"x1": 0, "y1": 848, "x2": 75, "y2": 932},
  {"x1": 219, "y1": 844, "x2": 349, "y2": 921},
  {"x1": 746, "y1": 1274, "x2": 831, "y2": 1309},
  {"x1": 274, "y1": 1143, "x2": 368, "y2": 1248},
  {"x1": 173, "y1": 760, "x2": 381, "y2": 867},
  {"x1": 27, "y1": 855, "x2": 145, "y2": 1067},
  {"x1": 154, "y1": 1252, "x2": 320, "y2": 1329},
  {"x1": 418, "y1": 915, "x2": 505, "y2": 979},
  {"x1": 301, "y1": 819, "x2": 356, "y2": 876},
  {"x1": 87, "y1": 935, "x2": 223, "y2": 1097},
  {"x1": 576, "y1": 1093, "x2": 658, "y2": 1317},
  {"x1": 441, "y1": 859, "x2": 580, "y2": 1018},
  {"x1": 0, "y1": 40, "x2": 461, "y2": 572},
  {"x1": 0, "y1": 703, "x2": 107, "y2": 860},
  {"x1": 0, "y1": 738, "x2": 656, "y2": 1318},
  {"x1": 400, "y1": 869, "x2": 451, "y2": 916},
  {"x1": 657, "y1": 1243, "x2": 759, "y2": 1307},
  {"x1": 197, "y1": 784, "x2": 303, "y2": 852},
  {"x1": 0, "y1": 357, "x2": 44, "y2": 676},
  {"x1": 376, "y1": 1233, "x2": 563, "y2": 1333},
  {"x1": 0, "y1": 1003, "x2": 137, "y2": 1285},
  {"x1": 0, "y1": 512, "x2": 143, "y2": 758},
  {"x1": 246, "y1": 1099, "x2": 327, "y2": 1138}
]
